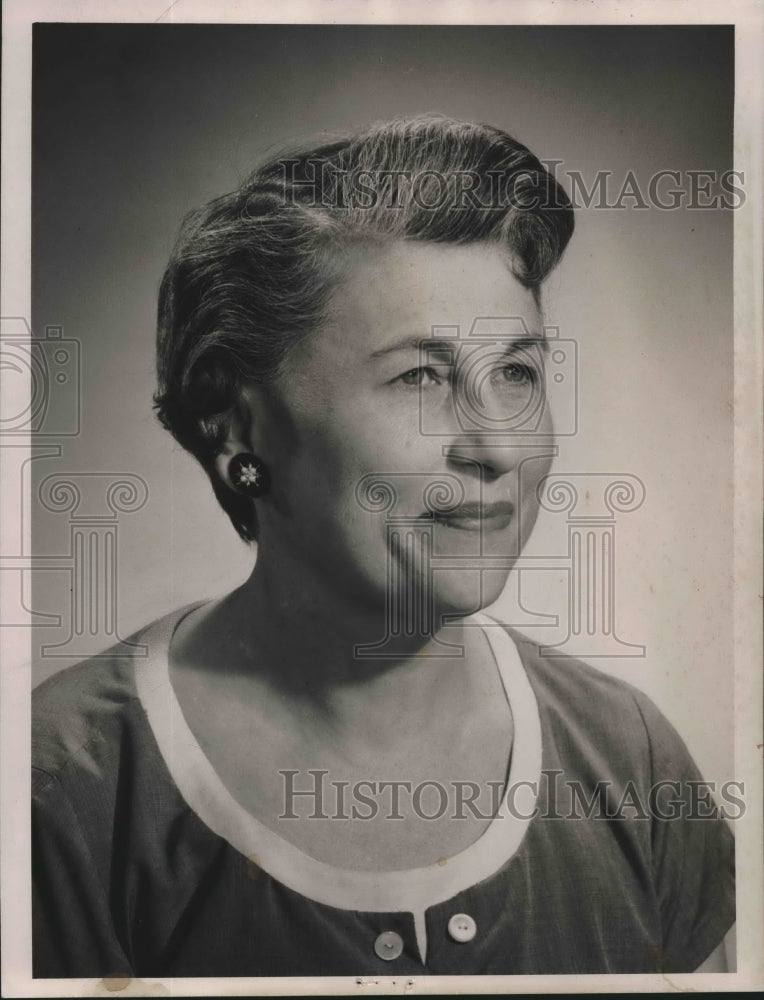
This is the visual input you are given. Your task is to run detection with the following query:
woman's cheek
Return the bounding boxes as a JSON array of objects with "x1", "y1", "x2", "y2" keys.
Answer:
[{"x1": 518, "y1": 451, "x2": 554, "y2": 541}]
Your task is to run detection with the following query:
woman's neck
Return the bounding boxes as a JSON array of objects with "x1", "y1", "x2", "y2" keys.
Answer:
[
  {"x1": 171, "y1": 544, "x2": 497, "y2": 756},
  {"x1": 243, "y1": 537, "x2": 469, "y2": 679}
]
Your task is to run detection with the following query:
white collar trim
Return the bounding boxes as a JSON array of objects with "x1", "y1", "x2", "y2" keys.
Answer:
[{"x1": 134, "y1": 606, "x2": 542, "y2": 923}]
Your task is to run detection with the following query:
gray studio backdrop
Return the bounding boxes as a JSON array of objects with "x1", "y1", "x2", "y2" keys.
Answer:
[{"x1": 29, "y1": 24, "x2": 734, "y2": 786}]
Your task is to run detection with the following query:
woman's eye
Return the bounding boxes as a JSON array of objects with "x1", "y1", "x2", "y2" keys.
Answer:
[
  {"x1": 397, "y1": 367, "x2": 442, "y2": 387},
  {"x1": 500, "y1": 362, "x2": 537, "y2": 385}
]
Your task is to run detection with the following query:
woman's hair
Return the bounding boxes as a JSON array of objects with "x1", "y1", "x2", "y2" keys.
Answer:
[{"x1": 155, "y1": 114, "x2": 574, "y2": 541}]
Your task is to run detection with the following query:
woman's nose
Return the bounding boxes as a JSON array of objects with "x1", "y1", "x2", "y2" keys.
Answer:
[
  {"x1": 442, "y1": 398, "x2": 544, "y2": 483},
  {"x1": 446, "y1": 435, "x2": 524, "y2": 482}
]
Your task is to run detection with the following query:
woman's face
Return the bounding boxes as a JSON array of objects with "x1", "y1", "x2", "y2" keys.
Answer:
[{"x1": 252, "y1": 240, "x2": 554, "y2": 619}]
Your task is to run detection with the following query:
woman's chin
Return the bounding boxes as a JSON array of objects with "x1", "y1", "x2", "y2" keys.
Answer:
[{"x1": 432, "y1": 568, "x2": 511, "y2": 622}]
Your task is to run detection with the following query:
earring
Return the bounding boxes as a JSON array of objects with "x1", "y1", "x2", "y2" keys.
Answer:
[{"x1": 229, "y1": 453, "x2": 270, "y2": 497}]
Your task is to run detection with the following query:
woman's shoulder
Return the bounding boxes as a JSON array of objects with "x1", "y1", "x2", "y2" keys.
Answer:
[
  {"x1": 507, "y1": 626, "x2": 649, "y2": 703},
  {"x1": 502, "y1": 625, "x2": 646, "y2": 704},
  {"x1": 504, "y1": 625, "x2": 698, "y2": 775},
  {"x1": 32, "y1": 604, "x2": 191, "y2": 793}
]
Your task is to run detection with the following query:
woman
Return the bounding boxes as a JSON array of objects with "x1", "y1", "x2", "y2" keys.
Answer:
[{"x1": 32, "y1": 116, "x2": 735, "y2": 977}]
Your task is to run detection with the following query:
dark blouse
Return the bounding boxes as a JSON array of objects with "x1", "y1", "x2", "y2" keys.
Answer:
[{"x1": 32, "y1": 607, "x2": 735, "y2": 978}]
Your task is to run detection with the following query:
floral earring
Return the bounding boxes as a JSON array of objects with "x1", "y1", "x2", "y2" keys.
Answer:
[{"x1": 228, "y1": 453, "x2": 270, "y2": 497}]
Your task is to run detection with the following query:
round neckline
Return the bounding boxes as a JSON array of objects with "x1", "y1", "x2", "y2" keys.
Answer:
[{"x1": 134, "y1": 602, "x2": 542, "y2": 917}]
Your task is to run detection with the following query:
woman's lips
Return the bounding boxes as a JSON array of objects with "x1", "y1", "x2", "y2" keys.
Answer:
[{"x1": 428, "y1": 500, "x2": 514, "y2": 531}]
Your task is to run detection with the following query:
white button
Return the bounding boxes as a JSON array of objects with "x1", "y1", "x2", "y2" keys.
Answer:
[
  {"x1": 448, "y1": 912, "x2": 477, "y2": 943},
  {"x1": 374, "y1": 930, "x2": 404, "y2": 960}
]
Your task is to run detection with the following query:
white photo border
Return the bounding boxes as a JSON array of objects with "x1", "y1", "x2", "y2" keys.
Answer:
[{"x1": 2, "y1": 1, "x2": 762, "y2": 995}]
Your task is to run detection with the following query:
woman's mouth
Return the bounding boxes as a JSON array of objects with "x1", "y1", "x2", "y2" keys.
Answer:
[{"x1": 428, "y1": 500, "x2": 514, "y2": 531}]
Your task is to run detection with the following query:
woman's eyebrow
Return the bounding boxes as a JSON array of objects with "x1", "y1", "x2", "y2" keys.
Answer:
[
  {"x1": 500, "y1": 335, "x2": 550, "y2": 356},
  {"x1": 369, "y1": 336, "x2": 455, "y2": 360},
  {"x1": 370, "y1": 333, "x2": 549, "y2": 360}
]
